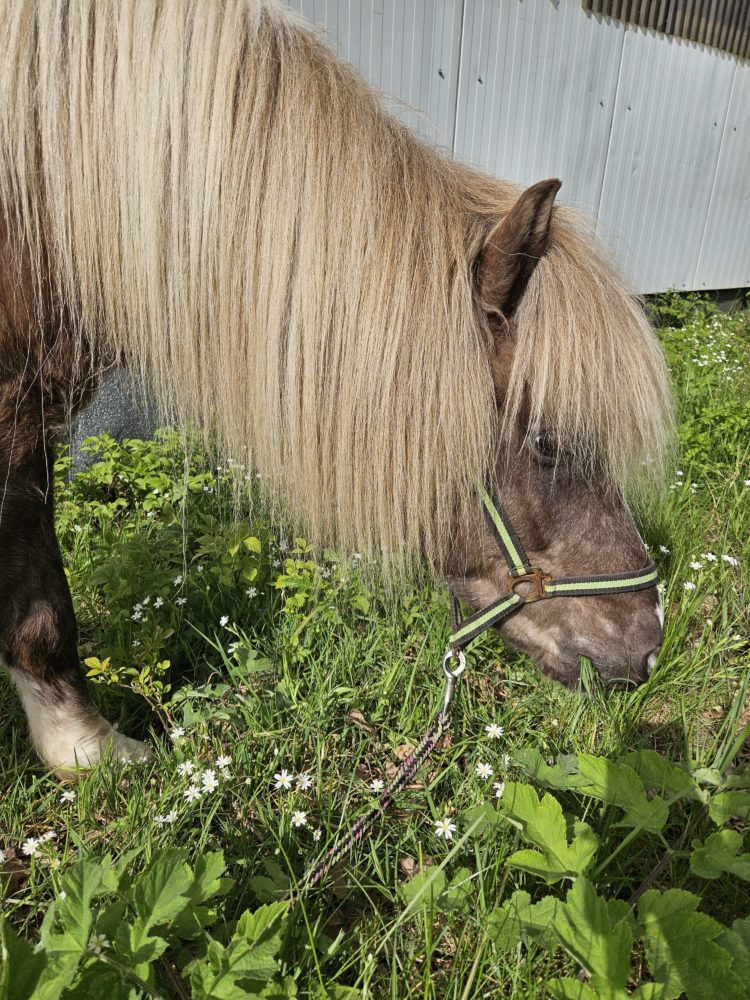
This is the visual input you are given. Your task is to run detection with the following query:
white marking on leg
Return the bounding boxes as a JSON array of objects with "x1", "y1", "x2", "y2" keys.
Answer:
[{"x1": 6, "y1": 665, "x2": 149, "y2": 775}]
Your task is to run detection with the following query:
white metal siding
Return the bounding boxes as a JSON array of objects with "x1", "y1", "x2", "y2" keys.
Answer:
[{"x1": 285, "y1": 0, "x2": 750, "y2": 293}]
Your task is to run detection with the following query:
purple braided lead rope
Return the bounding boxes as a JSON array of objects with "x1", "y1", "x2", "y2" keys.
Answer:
[{"x1": 286, "y1": 708, "x2": 452, "y2": 906}]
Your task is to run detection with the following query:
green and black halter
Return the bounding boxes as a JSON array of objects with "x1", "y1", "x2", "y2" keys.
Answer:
[{"x1": 448, "y1": 484, "x2": 659, "y2": 651}]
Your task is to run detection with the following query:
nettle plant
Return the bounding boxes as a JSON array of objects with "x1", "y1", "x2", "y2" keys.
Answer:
[{"x1": 401, "y1": 740, "x2": 750, "y2": 1000}]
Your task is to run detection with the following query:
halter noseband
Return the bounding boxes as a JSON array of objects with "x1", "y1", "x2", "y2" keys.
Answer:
[{"x1": 448, "y1": 485, "x2": 659, "y2": 651}]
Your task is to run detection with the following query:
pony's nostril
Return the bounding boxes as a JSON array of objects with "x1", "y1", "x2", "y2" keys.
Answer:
[{"x1": 645, "y1": 646, "x2": 661, "y2": 675}]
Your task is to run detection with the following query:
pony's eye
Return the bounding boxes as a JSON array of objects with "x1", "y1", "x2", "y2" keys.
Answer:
[{"x1": 530, "y1": 432, "x2": 559, "y2": 464}]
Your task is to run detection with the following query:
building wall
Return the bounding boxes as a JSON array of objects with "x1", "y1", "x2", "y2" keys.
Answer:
[{"x1": 286, "y1": 0, "x2": 750, "y2": 293}]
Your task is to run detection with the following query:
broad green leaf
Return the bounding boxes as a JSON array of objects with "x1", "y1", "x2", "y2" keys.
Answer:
[
  {"x1": 501, "y1": 783, "x2": 599, "y2": 883},
  {"x1": 576, "y1": 755, "x2": 668, "y2": 832},
  {"x1": 513, "y1": 748, "x2": 587, "y2": 790},
  {"x1": 459, "y1": 802, "x2": 503, "y2": 837},
  {"x1": 708, "y1": 791, "x2": 750, "y2": 825},
  {"x1": 690, "y1": 830, "x2": 750, "y2": 881},
  {"x1": 399, "y1": 867, "x2": 447, "y2": 908},
  {"x1": 63, "y1": 963, "x2": 137, "y2": 999},
  {"x1": 486, "y1": 890, "x2": 559, "y2": 951},
  {"x1": 550, "y1": 878, "x2": 634, "y2": 992},
  {"x1": 0, "y1": 916, "x2": 46, "y2": 1000},
  {"x1": 131, "y1": 848, "x2": 191, "y2": 934},
  {"x1": 717, "y1": 916, "x2": 750, "y2": 983},
  {"x1": 191, "y1": 902, "x2": 288, "y2": 999},
  {"x1": 621, "y1": 750, "x2": 703, "y2": 802},
  {"x1": 48, "y1": 859, "x2": 105, "y2": 951},
  {"x1": 545, "y1": 980, "x2": 600, "y2": 1000},
  {"x1": 190, "y1": 851, "x2": 230, "y2": 904},
  {"x1": 638, "y1": 889, "x2": 744, "y2": 1000}
]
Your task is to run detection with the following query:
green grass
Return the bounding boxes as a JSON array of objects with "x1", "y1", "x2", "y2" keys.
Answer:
[{"x1": 1, "y1": 295, "x2": 749, "y2": 998}]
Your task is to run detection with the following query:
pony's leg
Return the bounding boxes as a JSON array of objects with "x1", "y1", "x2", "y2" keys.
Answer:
[{"x1": 0, "y1": 378, "x2": 149, "y2": 774}]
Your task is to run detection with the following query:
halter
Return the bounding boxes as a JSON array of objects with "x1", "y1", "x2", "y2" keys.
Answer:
[
  {"x1": 448, "y1": 484, "x2": 659, "y2": 651},
  {"x1": 289, "y1": 483, "x2": 659, "y2": 902}
]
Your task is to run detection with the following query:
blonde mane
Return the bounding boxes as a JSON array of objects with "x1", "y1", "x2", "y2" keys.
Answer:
[{"x1": 0, "y1": 0, "x2": 672, "y2": 573}]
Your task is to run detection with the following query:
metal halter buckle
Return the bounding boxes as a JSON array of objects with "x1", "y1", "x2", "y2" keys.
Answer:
[
  {"x1": 509, "y1": 566, "x2": 549, "y2": 602},
  {"x1": 441, "y1": 648, "x2": 466, "y2": 716}
]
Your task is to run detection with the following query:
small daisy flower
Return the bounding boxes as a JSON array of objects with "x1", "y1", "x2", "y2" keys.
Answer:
[
  {"x1": 216, "y1": 755, "x2": 232, "y2": 769},
  {"x1": 132, "y1": 639, "x2": 141, "y2": 648},
  {"x1": 494, "y1": 781, "x2": 506, "y2": 799},
  {"x1": 702, "y1": 552, "x2": 717, "y2": 561},
  {"x1": 501, "y1": 753, "x2": 512, "y2": 770},
  {"x1": 245, "y1": 587, "x2": 258, "y2": 598},
  {"x1": 21, "y1": 837, "x2": 40, "y2": 857},
  {"x1": 291, "y1": 811, "x2": 307, "y2": 828},
  {"x1": 296, "y1": 773, "x2": 313, "y2": 791},
  {"x1": 169, "y1": 727, "x2": 185, "y2": 741},
  {"x1": 184, "y1": 785, "x2": 202, "y2": 803},
  {"x1": 744, "y1": 480, "x2": 750, "y2": 487},
  {"x1": 689, "y1": 561, "x2": 703, "y2": 570},
  {"x1": 684, "y1": 582, "x2": 697, "y2": 591},
  {"x1": 434, "y1": 817, "x2": 457, "y2": 840},
  {"x1": 173, "y1": 575, "x2": 183, "y2": 586},
  {"x1": 722, "y1": 554, "x2": 739, "y2": 567},
  {"x1": 484, "y1": 723, "x2": 505, "y2": 739},
  {"x1": 274, "y1": 769, "x2": 293, "y2": 790},
  {"x1": 89, "y1": 933, "x2": 110, "y2": 955},
  {"x1": 40, "y1": 832, "x2": 57, "y2": 843},
  {"x1": 153, "y1": 596, "x2": 164, "y2": 609},
  {"x1": 659, "y1": 545, "x2": 670, "y2": 554},
  {"x1": 475, "y1": 761, "x2": 494, "y2": 779},
  {"x1": 58, "y1": 890, "x2": 67, "y2": 899},
  {"x1": 60, "y1": 790, "x2": 76, "y2": 804},
  {"x1": 175, "y1": 596, "x2": 187, "y2": 606},
  {"x1": 201, "y1": 770, "x2": 219, "y2": 793},
  {"x1": 219, "y1": 615, "x2": 229, "y2": 627},
  {"x1": 177, "y1": 760, "x2": 196, "y2": 777},
  {"x1": 312, "y1": 828, "x2": 322, "y2": 842},
  {"x1": 369, "y1": 778, "x2": 385, "y2": 793}
]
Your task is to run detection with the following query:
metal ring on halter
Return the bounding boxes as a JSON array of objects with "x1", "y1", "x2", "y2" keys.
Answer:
[{"x1": 441, "y1": 648, "x2": 466, "y2": 717}]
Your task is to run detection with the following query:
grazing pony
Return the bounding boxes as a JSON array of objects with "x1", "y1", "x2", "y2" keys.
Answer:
[{"x1": 0, "y1": 0, "x2": 672, "y2": 773}]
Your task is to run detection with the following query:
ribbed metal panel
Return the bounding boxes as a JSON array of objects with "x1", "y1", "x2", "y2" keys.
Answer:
[
  {"x1": 452, "y1": 0, "x2": 625, "y2": 216},
  {"x1": 694, "y1": 60, "x2": 750, "y2": 289},
  {"x1": 284, "y1": 0, "x2": 464, "y2": 149},
  {"x1": 596, "y1": 27, "x2": 737, "y2": 292},
  {"x1": 282, "y1": 1, "x2": 750, "y2": 292}
]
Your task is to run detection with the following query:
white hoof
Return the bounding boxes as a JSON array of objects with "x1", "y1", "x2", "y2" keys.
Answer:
[{"x1": 9, "y1": 669, "x2": 150, "y2": 776}]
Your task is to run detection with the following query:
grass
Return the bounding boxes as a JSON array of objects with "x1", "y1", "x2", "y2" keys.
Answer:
[{"x1": 1, "y1": 294, "x2": 749, "y2": 997}]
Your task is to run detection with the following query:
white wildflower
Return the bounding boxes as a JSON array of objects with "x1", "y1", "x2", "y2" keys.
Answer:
[
  {"x1": 177, "y1": 760, "x2": 196, "y2": 777},
  {"x1": 494, "y1": 781, "x2": 506, "y2": 799},
  {"x1": 21, "y1": 837, "x2": 40, "y2": 857},
  {"x1": 89, "y1": 933, "x2": 110, "y2": 955},
  {"x1": 296, "y1": 773, "x2": 313, "y2": 791},
  {"x1": 312, "y1": 828, "x2": 322, "y2": 842},
  {"x1": 245, "y1": 587, "x2": 258, "y2": 598},
  {"x1": 60, "y1": 790, "x2": 76, "y2": 804},
  {"x1": 722, "y1": 554, "x2": 739, "y2": 567},
  {"x1": 684, "y1": 582, "x2": 697, "y2": 591},
  {"x1": 175, "y1": 597, "x2": 187, "y2": 606},
  {"x1": 201, "y1": 770, "x2": 219, "y2": 793},
  {"x1": 659, "y1": 545, "x2": 670, "y2": 554},
  {"x1": 484, "y1": 723, "x2": 505, "y2": 739},
  {"x1": 369, "y1": 778, "x2": 385, "y2": 793},
  {"x1": 216, "y1": 755, "x2": 232, "y2": 769},
  {"x1": 184, "y1": 785, "x2": 202, "y2": 803},
  {"x1": 219, "y1": 615, "x2": 229, "y2": 627},
  {"x1": 153, "y1": 596, "x2": 164, "y2": 609},
  {"x1": 291, "y1": 811, "x2": 307, "y2": 828},
  {"x1": 434, "y1": 817, "x2": 457, "y2": 840},
  {"x1": 702, "y1": 552, "x2": 717, "y2": 562},
  {"x1": 169, "y1": 727, "x2": 185, "y2": 741},
  {"x1": 274, "y1": 769, "x2": 293, "y2": 791},
  {"x1": 173, "y1": 575, "x2": 183, "y2": 586},
  {"x1": 475, "y1": 762, "x2": 494, "y2": 780},
  {"x1": 689, "y1": 561, "x2": 703, "y2": 570}
]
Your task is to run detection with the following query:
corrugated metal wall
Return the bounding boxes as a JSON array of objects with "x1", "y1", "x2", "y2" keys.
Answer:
[{"x1": 286, "y1": 0, "x2": 750, "y2": 293}]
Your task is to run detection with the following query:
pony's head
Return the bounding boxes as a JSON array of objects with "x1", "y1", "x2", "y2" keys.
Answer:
[{"x1": 448, "y1": 179, "x2": 670, "y2": 688}]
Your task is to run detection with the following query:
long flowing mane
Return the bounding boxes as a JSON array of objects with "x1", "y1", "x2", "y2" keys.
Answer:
[{"x1": 0, "y1": 0, "x2": 671, "y2": 572}]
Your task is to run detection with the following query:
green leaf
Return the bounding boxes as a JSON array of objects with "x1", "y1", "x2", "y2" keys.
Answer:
[
  {"x1": 47, "y1": 859, "x2": 105, "y2": 952},
  {"x1": 131, "y1": 848, "x2": 192, "y2": 931},
  {"x1": 550, "y1": 878, "x2": 634, "y2": 992},
  {"x1": 621, "y1": 750, "x2": 704, "y2": 802},
  {"x1": 501, "y1": 783, "x2": 599, "y2": 883},
  {"x1": 399, "y1": 867, "x2": 447, "y2": 908},
  {"x1": 0, "y1": 916, "x2": 47, "y2": 1000},
  {"x1": 690, "y1": 830, "x2": 750, "y2": 881},
  {"x1": 545, "y1": 980, "x2": 600, "y2": 1000},
  {"x1": 486, "y1": 890, "x2": 560, "y2": 952},
  {"x1": 576, "y1": 755, "x2": 668, "y2": 832},
  {"x1": 637, "y1": 889, "x2": 744, "y2": 1000},
  {"x1": 191, "y1": 902, "x2": 288, "y2": 999},
  {"x1": 717, "y1": 916, "x2": 750, "y2": 983},
  {"x1": 709, "y1": 792, "x2": 750, "y2": 825},
  {"x1": 513, "y1": 748, "x2": 587, "y2": 790}
]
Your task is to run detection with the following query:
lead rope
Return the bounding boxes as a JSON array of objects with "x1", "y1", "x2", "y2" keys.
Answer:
[{"x1": 286, "y1": 649, "x2": 465, "y2": 906}]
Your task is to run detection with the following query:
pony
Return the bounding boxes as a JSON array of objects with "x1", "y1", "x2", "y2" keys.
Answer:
[{"x1": 0, "y1": 0, "x2": 673, "y2": 774}]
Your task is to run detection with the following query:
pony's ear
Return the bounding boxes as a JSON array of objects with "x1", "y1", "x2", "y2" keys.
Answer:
[{"x1": 476, "y1": 178, "x2": 561, "y2": 317}]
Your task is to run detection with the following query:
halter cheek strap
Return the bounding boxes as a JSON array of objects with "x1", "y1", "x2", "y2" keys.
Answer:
[{"x1": 448, "y1": 486, "x2": 659, "y2": 651}]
